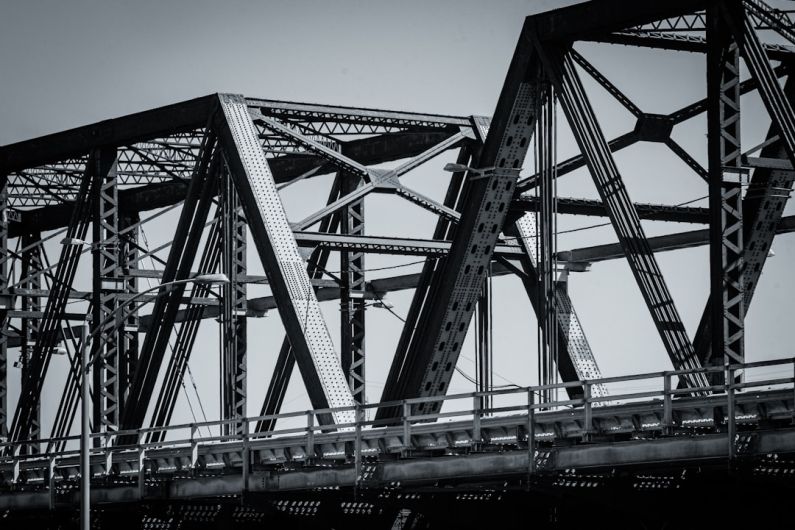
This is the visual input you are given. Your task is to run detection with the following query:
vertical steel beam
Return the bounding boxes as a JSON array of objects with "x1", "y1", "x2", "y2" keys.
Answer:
[
  {"x1": 340, "y1": 173, "x2": 366, "y2": 405},
  {"x1": 536, "y1": 42, "x2": 708, "y2": 390},
  {"x1": 118, "y1": 213, "x2": 140, "y2": 408},
  {"x1": 221, "y1": 165, "x2": 247, "y2": 434},
  {"x1": 216, "y1": 94, "x2": 354, "y2": 424},
  {"x1": 707, "y1": 2, "x2": 745, "y2": 371},
  {"x1": 0, "y1": 175, "x2": 8, "y2": 439},
  {"x1": 475, "y1": 275, "x2": 493, "y2": 410},
  {"x1": 693, "y1": 41, "x2": 795, "y2": 366},
  {"x1": 91, "y1": 147, "x2": 122, "y2": 436},
  {"x1": 537, "y1": 86, "x2": 558, "y2": 400},
  {"x1": 20, "y1": 233, "x2": 43, "y2": 452}
]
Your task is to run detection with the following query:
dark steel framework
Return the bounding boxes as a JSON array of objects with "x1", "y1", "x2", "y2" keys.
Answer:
[{"x1": 0, "y1": 6, "x2": 794, "y2": 524}]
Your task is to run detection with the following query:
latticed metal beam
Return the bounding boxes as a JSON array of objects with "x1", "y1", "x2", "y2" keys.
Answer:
[
  {"x1": 0, "y1": 175, "x2": 9, "y2": 439},
  {"x1": 220, "y1": 166, "x2": 247, "y2": 434},
  {"x1": 91, "y1": 147, "x2": 123, "y2": 437},
  {"x1": 340, "y1": 173, "x2": 366, "y2": 405},
  {"x1": 706, "y1": 0, "x2": 745, "y2": 371},
  {"x1": 19, "y1": 233, "x2": 43, "y2": 453}
]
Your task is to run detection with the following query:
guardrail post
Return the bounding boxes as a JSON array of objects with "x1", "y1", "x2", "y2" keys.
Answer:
[
  {"x1": 402, "y1": 401, "x2": 411, "y2": 455},
  {"x1": 12, "y1": 444, "x2": 20, "y2": 483},
  {"x1": 242, "y1": 419, "x2": 250, "y2": 493},
  {"x1": 190, "y1": 424, "x2": 198, "y2": 469},
  {"x1": 473, "y1": 395, "x2": 482, "y2": 449},
  {"x1": 306, "y1": 410, "x2": 315, "y2": 462},
  {"x1": 727, "y1": 366, "x2": 736, "y2": 461},
  {"x1": 583, "y1": 382, "x2": 592, "y2": 442},
  {"x1": 48, "y1": 456, "x2": 57, "y2": 510},
  {"x1": 663, "y1": 373, "x2": 673, "y2": 435},
  {"x1": 527, "y1": 389, "x2": 536, "y2": 478},
  {"x1": 792, "y1": 360, "x2": 795, "y2": 426},
  {"x1": 105, "y1": 448, "x2": 113, "y2": 476},
  {"x1": 137, "y1": 448, "x2": 146, "y2": 500},
  {"x1": 354, "y1": 405, "x2": 363, "y2": 491}
]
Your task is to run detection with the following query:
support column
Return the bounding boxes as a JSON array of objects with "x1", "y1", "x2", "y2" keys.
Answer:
[
  {"x1": 537, "y1": 84, "x2": 558, "y2": 401},
  {"x1": 0, "y1": 176, "x2": 8, "y2": 439},
  {"x1": 20, "y1": 233, "x2": 42, "y2": 453},
  {"x1": 92, "y1": 147, "x2": 122, "y2": 436},
  {"x1": 119, "y1": 213, "x2": 139, "y2": 408},
  {"x1": 340, "y1": 173, "x2": 366, "y2": 405},
  {"x1": 221, "y1": 167, "x2": 247, "y2": 434},
  {"x1": 707, "y1": 2, "x2": 745, "y2": 373},
  {"x1": 475, "y1": 275, "x2": 493, "y2": 411}
]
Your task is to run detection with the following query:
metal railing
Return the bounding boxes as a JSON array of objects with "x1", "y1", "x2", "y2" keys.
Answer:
[{"x1": 2, "y1": 356, "x2": 794, "y2": 484}]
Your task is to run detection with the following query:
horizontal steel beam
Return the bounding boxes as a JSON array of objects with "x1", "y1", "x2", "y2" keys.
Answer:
[
  {"x1": 511, "y1": 195, "x2": 710, "y2": 223},
  {"x1": 558, "y1": 214, "x2": 795, "y2": 263},
  {"x1": 0, "y1": 95, "x2": 216, "y2": 174},
  {"x1": 293, "y1": 232, "x2": 524, "y2": 257}
]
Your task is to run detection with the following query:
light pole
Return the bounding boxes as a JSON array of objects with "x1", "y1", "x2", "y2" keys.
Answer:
[{"x1": 63, "y1": 235, "x2": 228, "y2": 530}]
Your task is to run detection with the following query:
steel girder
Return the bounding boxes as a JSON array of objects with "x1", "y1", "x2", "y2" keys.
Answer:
[
  {"x1": 693, "y1": 15, "x2": 795, "y2": 365},
  {"x1": 91, "y1": 148, "x2": 124, "y2": 436},
  {"x1": 216, "y1": 93, "x2": 355, "y2": 424},
  {"x1": 220, "y1": 169, "x2": 247, "y2": 434},
  {"x1": 512, "y1": 196, "x2": 710, "y2": 223},
  {"x1": 256, "y1": 176, "x2": 343, "y2": 433},
  {"x1": 707, "y1": 1, "x2": 745, "y2": 371},
  {"x1": 340, "y1": 173, "x2": 366, "y2": 405},
  {"x1": 19, "y1": 233, "x2": 43, "y2": 452},
  {"x1": 378, "y1": 145, "x2": 471, "y2": 420},
  {"x1": 0, "y1": 176, "x2": 8, "y2": 439},
  {"x1": 536, "y1": 43, "x2": 708, "y2": 389}
]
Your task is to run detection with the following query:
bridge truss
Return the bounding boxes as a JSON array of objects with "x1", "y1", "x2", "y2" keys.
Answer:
[{"x1": 1, "y1": 0, "x2": 795, "y2": 527}]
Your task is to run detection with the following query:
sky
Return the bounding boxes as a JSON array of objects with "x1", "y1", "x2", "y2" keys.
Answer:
[{"x1": 2, "y1": 0, "x2": 794, "y2": 435}]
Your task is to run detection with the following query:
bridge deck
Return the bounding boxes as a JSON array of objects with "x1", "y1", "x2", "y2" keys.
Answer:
[{"x1": 1, "y1": 357, "x2": 794, "y2": 510}]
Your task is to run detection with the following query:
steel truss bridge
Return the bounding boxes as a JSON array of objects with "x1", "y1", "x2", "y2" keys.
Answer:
[{"x1": 2, "y1": 0, "x2": 795, "y2": 528}]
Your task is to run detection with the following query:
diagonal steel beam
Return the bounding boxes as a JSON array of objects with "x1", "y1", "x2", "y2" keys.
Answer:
[
  {"x1": 257, "y1": 175, "x2": 342, "y2": 433},
  {"x1": 7, "y1": 157, "x2": 96, "y2": 446},
  {"x1": 216, "y1": 93, "x2": 354, "y2": 425},
  {"x1": 294, "y1": 132, "x2": 466, "y2": 230},
  {"x1": 378, "y1": 20, "x2": 544, "y2": 418},
  {"x1": 119, "y1": 130, "x2": 219, "y2": 437},
  {"x1": 536, "y1": 42, "x2": 707, "y2": 389}
]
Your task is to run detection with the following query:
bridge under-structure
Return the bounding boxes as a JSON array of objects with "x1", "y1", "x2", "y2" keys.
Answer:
[{"x1": 1, "y1": 0, "x2": 795, "y2": 528}]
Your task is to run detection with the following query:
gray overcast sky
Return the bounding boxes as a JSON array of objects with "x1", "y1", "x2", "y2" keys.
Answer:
[{"x1": 2, "y1": 0, "x2": 794, "y2": 431}]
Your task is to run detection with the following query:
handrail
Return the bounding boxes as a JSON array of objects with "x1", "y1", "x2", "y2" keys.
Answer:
[{"x1": 1, "y1": 355, "x2": 794, "y2": 460}]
